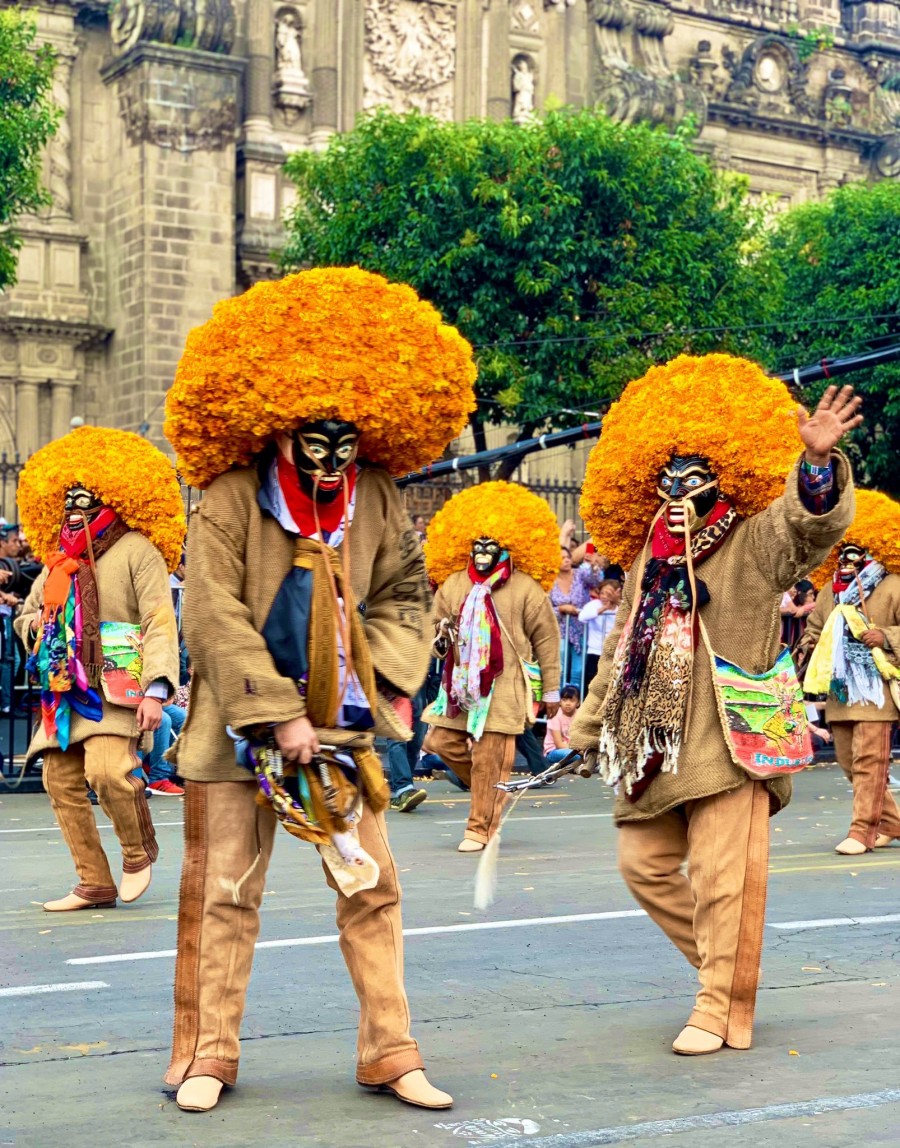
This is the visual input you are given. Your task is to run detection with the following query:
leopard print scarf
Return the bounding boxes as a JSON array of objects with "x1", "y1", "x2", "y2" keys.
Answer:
[{"x1": 597, "y1": 507, "x2": 737, "y2": 797}]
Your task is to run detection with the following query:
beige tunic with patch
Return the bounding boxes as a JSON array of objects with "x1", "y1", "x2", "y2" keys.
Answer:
[
  {"x1": 173, "y1": 463, "x2": 432, "y2": 784},
  {"x1": 568, "y1": 455, "x2": 855, "y2": 823},
  {"x1": 15, "y1": 532, "x2": 179, "y2": 761}
]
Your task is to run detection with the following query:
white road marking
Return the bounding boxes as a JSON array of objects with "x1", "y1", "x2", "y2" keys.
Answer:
[
  {"x1": 0, "y1": 981, "x2": 109, "y2": 998},
  {"x1": 769, "y1": 913, "x2": 900, "y2": 930},
  {"x1": 0, "y1": 822, "x2": 184, "y2": 834},
  {"x1": 496, "y1": 1089, "x2": 900, "y2": 1147},
  {"x1": 435, "y1": 813, "x2": 613, "y2": 825},
  {"x1": 66, "y1": 910, "x2": 648, "y2": 965}
]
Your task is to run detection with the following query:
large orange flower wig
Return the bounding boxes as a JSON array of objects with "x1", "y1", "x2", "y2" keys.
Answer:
[
  {"x1": 580, "y1": 354, "x2": 806, "y2": 566},
  {"x1": 810, "y1": 489, "x2": 900, "y2": 587},
  {"x1": 425, "y1": 481, "x2": 560, "y2": 591},
  {"x1": 18, "y1": 427, "x2": 186, "y2": 571},
  {"x1": 164, "y1": 267, "x2": 478, "y2": 488}
]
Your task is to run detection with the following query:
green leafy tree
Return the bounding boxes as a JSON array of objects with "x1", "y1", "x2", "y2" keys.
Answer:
[
  {"x1": 283, "y1": 109, "x2": 777, "y2": 475},
  {"x1": 0, "y1": 8, "x2": 59, "y2": 290},
  {"x1": 766, "y1": 181, "x2": 900, "y2": 495}
]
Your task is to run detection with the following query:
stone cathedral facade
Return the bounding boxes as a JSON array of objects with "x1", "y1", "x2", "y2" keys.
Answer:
[{"x1": 1, "y1": 0, "x2": 898, "y2": 471}]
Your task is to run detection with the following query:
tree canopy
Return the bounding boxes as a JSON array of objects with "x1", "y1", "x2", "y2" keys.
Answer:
[
  {"x1": 765, "y1": 180, "x2": 900, "y2": 495},
  {"x1": 0, "y1": 8, "x2": 59, "y2": 290},
  {"x1": 283, "y1": 109, "x2": 776, "y2": 471}
]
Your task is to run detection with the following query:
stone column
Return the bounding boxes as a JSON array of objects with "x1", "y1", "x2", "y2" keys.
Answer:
[
  {"x1": 16, "y1": 383, "x2": 40, "y2": 457},
  {"x1": 311, "y1": 0, "x2": 340, "y2": 148},
  {"x1": 47, "y1": 48, "x2": 77, "y2": 219},
  {"x1": 486, "y1": 0, "x2": 511, "y2": 121},
  {"x1": 244, "y1": 1, "x2": 277, "y2": 143},
  {"x1": 50, "y1": 382, "x2": 74, "y2": 441}
]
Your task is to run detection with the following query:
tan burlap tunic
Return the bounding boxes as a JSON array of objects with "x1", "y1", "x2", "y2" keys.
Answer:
[
  {"x1": 423, "y1": 568, "x2": 561, "y2": 736},
  {"x1": 800, "y1": 574, "x2": 900, "y2": 723},
  {"x1": 15, "y1": 532, "x2": 179, "y2": 760},
  {"x1": 172, "y1": 463, "x2": 431, "y2": 783},
  {"x1": 569, "y1": 455, "x2": 855, "y2": 823}
]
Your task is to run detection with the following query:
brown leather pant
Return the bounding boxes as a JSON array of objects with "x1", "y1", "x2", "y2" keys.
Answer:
[
  {"x1": 165, "y1": 780, "x2": 423, "y2": 1088},
  {"x1": 43, "y1": 735, "x2": 157, "y2": 902},
  {"x1": 423, "y1": 726, "x2": 517, "y2": 843},
  {"x1": 617, "y1": 780, "x2": 770, "y2": 1049},
  {"x1": 830, "y1": 720, "x2": 900, "y2": 848}
]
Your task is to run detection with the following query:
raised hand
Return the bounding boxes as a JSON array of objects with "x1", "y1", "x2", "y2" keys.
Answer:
[{"x1": 797, "y1": 385, "x2": 863, "y2": 466}]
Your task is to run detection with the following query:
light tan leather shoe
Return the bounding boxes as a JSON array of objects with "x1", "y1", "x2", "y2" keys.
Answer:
[
  {"x1": 371, "y1": 1069, "x2": 453, "y2": 1109},
  {"x1": 176, "y1": 1076, "x2": 224, "y2": 1112},
  {"x1": 874, "y1": 833, "x2": 895, "y2": 848},
  {"x1": 457, "y1": 839, "x2": 485, "y2": 853},
  {"x1": 120, "y1": 866, "x2": 152, "y2": 904},
  {"x1": 835, "y1": 837, "x2": 868, "y2": 855},
  {"x1": 43, "y1": 892, "x2": 116, "y2": 912},
  {"x1": 672, "y1": 1025, "x2": 725, "y2": 1056}
]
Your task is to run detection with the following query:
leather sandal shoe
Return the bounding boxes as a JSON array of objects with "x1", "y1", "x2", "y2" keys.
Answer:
[
  {"x1": 874, "y1": 833, "x2": 895, "y2": 848},
  {"x1": 835, "y1": 837, "x2": 868, "y2": 855},
  {"x1": 367, "y1": 1069, "x2": 453, "y2": 1109},
  {"x1": 43, "y1": 892, "x2": 116, "y2": 912},
  {"x1": 176, "y1": 1076, "x2": 224, "y2": 1112},
  {"x1": 120, "y1": 866, "x2": 152, "y2": 904},
  {"x1": 672, "y1": 1025, "x2": 725, "y2": 1056},
  {"x1": 457, "y1": 839, "x2": 485, "y2": 853}
]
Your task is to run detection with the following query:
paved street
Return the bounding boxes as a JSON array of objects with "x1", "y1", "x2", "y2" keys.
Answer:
[{"x1": 2, "y1": 766, "x2": 899, "y2": 1148}]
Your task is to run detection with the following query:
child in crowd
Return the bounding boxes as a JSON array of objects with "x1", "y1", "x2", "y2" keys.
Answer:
[
  {"x1": 578, "y1": 578, "x2": 622, "y2": 687},
  {"x1": 543, "y1": 686, "x2": 581, "y2": 764}
]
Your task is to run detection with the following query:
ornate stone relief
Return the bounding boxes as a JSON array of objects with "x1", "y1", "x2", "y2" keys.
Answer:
[
  {"x1": 363, "y1": 0, "x2": 456, "y2": 119},
  {"x1": 511, "y1": 1, "x2": 541, "y2": 33},
  {"x1": 721, "y1": 36, "x2": 814, "y2": 118},
  {"x1": 109, "y1": 0, "x2": 236, "y2": 57},
  {"x1": 47, "y1": 49, "x2": 77, "y2": 219},
  {"x1": 591, "y1": 0, "x2": 706, "y2": 129},
  {"x1": 273, "y1": 7, "x2": 312, "y2": 124}
]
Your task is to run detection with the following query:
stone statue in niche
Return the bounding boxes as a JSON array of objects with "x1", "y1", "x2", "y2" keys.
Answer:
[
  {"x1": 275, "y1": 10, "x2": 304, "y2": 73},
  {"x1": 273, "y1": 7, "x2": 311, "y2": 126},
  {"x1": 512, "y1": 56, "x2": 536, "y2": 123}
]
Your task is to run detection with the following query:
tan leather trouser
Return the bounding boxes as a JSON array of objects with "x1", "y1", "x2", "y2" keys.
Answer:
[
  {"x1": 165, "y1": 780, "x2": 423, "y2": 1088},
  {"x1": 617, "y1": 780, "x2": 770, "y2": 1049},
  {"x1": 423, "y1": 726, "x2": 517, "y2": 844},
  {"x1": 43, "y1": 735, "x2": 157, "y2": 902},
  {"x1": 831, "y1": 720, "x2": 900, "y2": 848}
]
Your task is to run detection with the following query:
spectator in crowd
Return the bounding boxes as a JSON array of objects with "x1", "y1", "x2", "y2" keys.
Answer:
[
  {"x1": 543, "y1": 686, "x2": 580, "y2": 764},
  {"x1": 578, "y1": 579, "x2": 622, "y2": 686},
  {"x1": 142, "y1": 704, "x2": 186, "y2": 795},
  {"x1": 780, "y1": 579, "x2": 816, "y2": 652},
  {"x1": 550, "y1": 545, "x2": 589, "y2": 687},
  {"x1": 412, "y1": 513, "x2": 427, "y2": 542},
  {"x1": 386, "y1": 684, "x2": 429, "y2": 812}
]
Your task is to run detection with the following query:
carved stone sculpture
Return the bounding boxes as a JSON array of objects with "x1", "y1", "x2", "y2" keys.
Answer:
[
  {"x1": 591, "y1": 0, "x2": 707, "y2": 130},
  {"x1": 109, "y1": 0, "x2": 236, "y2": 57},
  {"x1": 363, "y1": 0, "x2": 456, "y2": 119},
  {"x1": 273, "y1": 8, "x2": 311, "y2": 125},
  {"x1": 511, "y1": 55, "x2": 536, "y2": 123},
  {"x1": 721, "y1": 36, "x2": 814, "y2": 119}
]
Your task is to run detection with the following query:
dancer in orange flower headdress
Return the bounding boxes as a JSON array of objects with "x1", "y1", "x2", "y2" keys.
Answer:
[
  {"x1": 15, "y1": 427, "x2": 182, "y2": 912},
  {"x1": 569, "y1": 354, "x2": 860, "y2": 1056}
]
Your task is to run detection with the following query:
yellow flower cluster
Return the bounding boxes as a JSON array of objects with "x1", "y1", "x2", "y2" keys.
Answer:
[
  {"x1": 424, "y1": 481, "x2": 560, "y2": 591},
  {"x1": 811, "y1": 489, "x2": 900, "y2": 586},
  {"x1": 580, "y1": 353, "x2": 804, "y2": 566},
  {"x1": 164, "y1": 267, "x2": 478, "y2": 488},
  {"x1": 17, "y1": 427, "x2": 186, "y2": 572}
]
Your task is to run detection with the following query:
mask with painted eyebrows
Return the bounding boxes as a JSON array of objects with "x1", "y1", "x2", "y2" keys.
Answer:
[
  {"x1": 64, "y1": 486, "x2": 104, "y2": 527},
  {"x1": 837, "y1": 543, "x2": 867, "y2": 578},
  {"x1": 292, "y1": 419, "x2": 361, "y2": 504},
  {"x1": 656, "y1": 455, "x2": 719, "y2": 536},
  {"x1": 471, "y1": 537, "x2": 503, "y2": 575}
]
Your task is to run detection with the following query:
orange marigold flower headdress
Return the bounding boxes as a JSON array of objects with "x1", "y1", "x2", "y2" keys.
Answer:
[
  {"x1": 580, "y1": 353, "x2": 805, "y2": 567},
  {"x1": 164, "y1": 267, "x2": 478, "y2": 488},
  {"x1": 810, "y1": 489, "x2": 900, "y2": 587},
  {"x1": 17, "y1": 427, "x2": 186, "y2": 572},
  {"x1": 424, "y1": 481, "x2": 560, "y2": 592}
]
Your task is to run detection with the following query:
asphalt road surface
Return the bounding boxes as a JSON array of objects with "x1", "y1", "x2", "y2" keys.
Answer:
[{"x1": 2, "y1": 765, "x2": 899, "y2": 1148}]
